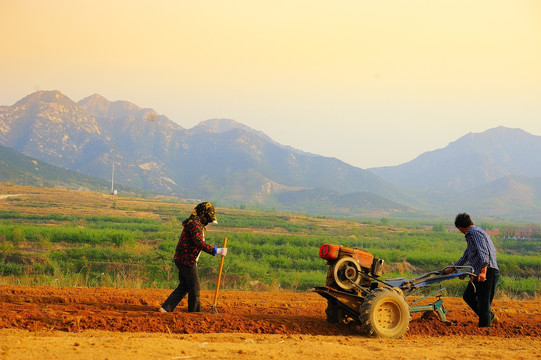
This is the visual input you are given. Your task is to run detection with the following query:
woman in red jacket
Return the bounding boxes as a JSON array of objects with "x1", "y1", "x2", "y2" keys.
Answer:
[{"x1": 159, "y1": 202, "x2": 227, "y2": 312}]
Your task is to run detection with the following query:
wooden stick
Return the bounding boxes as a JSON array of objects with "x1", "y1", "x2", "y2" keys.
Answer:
[{"x1": 211, "y1": 237, "x2": 227, "y2": 313}]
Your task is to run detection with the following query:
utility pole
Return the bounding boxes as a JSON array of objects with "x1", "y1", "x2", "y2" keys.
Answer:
[{"x1": 111, "y1": 143, "x2": 116, "y2": 194}]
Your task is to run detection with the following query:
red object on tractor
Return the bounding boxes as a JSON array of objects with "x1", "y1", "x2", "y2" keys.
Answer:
[{"x1": 319, "y1": 244, "x2": 382, "y2": 277}]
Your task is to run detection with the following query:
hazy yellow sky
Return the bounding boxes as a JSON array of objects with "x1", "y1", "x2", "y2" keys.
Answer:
[{"x1": 1, "y1": 0, "x2": 540, "y2": 168}]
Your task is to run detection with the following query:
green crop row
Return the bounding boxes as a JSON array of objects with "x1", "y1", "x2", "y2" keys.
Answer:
[
  {"x1": 0, "y1": 225, "x2": 137, "y2": 246},
  {"x1": 1, "y1": 211, "x2": 539, "y2": 298}
]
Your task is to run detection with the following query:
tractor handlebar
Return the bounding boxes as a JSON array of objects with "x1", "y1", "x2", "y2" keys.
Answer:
[
  {"x1": 385, "y1": 265, "x2": 476, "y2": 292},
  {"x1": 440, "y1": 265, "x2": 475, "y2": 276}
]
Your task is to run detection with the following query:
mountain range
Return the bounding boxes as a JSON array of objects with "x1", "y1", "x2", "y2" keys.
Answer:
[{"x1": 1, "y1": 90, "x2": 540, "y2": 222}]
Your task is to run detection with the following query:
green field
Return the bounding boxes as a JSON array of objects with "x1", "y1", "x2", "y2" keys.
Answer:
[{"x1": 0, "y1": 185, "x2": 539, "y2": 298}]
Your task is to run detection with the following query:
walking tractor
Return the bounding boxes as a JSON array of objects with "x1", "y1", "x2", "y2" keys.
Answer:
[{"x1": 314, "y1": 244, "x2": 475, "y2": 338}]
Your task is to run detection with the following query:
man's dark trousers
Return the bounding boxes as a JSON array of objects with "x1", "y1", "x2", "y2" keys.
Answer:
[{"x1": 462, "y1": 268, "x2": 500, "y2": 327}]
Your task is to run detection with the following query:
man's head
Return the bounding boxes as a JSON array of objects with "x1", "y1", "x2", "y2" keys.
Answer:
[
  {"x1": 193, "y1": 202, "x2": 218, "y2": 226},
  {"x1": 455, "y1": 212, "x2": 473, "y2": 233}
]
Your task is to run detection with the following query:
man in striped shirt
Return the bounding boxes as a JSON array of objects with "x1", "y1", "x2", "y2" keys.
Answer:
[{"x1": 444, "y1": 213, "x2": 500, "y2": 327}]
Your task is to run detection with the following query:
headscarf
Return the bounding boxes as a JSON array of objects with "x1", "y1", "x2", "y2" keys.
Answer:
[{"x1": 182, "y1": 202, "x2": 218, "y2": 227}]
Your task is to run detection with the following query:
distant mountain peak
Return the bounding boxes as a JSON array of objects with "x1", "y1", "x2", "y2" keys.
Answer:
[
  {"x1": 370, "y1": 126, "x2": 541, "y2": 194},
  {"x1": 459, "y1": 126, "x2": 532, "y2": 142},
  {"x1": 79, "y1": 93, "x2": 109, "y2": 105},
  {"x1": 14, "y1": 90, "x2": 76, "y2": 107},
  {"x1": 192, "y1": 118, "x2": 260, "y2": 134},
  {"x1": 78, "y1": 93, "x2": 136, "y2": 110},
  {"x1": 78, "y1": 93, "x2": 154, "y2": 120},
  {"x1": 77, "y1": 94, "x2": 111, "y2": 114},
  {"x1": 189, "y1": 118, "x2": 313, "y2": 156},
  {"x1": 189, "y1": 118, "x2": 275, "y2": 142}
]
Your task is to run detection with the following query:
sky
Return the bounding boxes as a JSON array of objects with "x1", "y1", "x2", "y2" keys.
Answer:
[{"x1": 1, "y1": 0, "x2": 540, "y2": 169}]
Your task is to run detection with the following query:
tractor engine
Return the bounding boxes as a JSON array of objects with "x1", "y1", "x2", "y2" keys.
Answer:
[{"x1": 318, "y1": 244, "x2": 384, "y2": 292}]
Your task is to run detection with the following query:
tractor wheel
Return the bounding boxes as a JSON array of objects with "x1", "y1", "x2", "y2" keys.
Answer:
[
  {"x1": 332, "y1": 256, "x2": 361, "y2": 290},
  {"x1": 359, "y1": 288, "x2": 411, "y2": 338}
]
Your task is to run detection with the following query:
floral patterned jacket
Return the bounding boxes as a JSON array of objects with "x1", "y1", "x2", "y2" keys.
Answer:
[{"x1": 173, "y1": 218, "x2": 217, "y2": 267}]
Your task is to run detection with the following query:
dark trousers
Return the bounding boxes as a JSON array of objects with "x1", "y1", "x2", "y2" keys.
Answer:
[
  {"x1": 161, "y1": 263, "x2": 201, "y2": 312},
  {"x1": 463, "y1": 268, "x2": 500, "y2": 327}
]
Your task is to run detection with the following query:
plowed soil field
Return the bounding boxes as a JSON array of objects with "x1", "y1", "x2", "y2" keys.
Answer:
[{"x1": 1, "y1": 286, "x2": 540, "y2": 359}]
